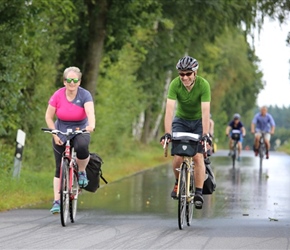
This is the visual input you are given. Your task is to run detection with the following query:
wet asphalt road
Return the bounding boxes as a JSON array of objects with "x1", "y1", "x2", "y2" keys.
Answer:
[{"x1": 0, "y1": 150, "x2": 290, "y2": 249}]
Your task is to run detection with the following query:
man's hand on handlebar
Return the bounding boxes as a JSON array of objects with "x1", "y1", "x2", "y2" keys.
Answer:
[
  {"x1": 201, "y1": 134, "x2": 212, "y2": 147},
  {"x1": 160, "y1": 133, "x2": 172, "y2": 146}
]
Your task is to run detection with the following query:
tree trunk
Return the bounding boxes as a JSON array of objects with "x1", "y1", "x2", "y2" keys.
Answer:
[
  {"x1": 82, "y1": 0, "x2": 108, "y2": 98},
  {"x1": 147, "y1": 70, "x2": 172, "y2": 142},
  {"x1": 132, "y1": 111, "x2": 145, "y2": 141}
]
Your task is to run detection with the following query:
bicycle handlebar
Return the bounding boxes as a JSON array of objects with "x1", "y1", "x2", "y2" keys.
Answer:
[{"x1": 41, "y1": 128, "x2": 88, "y2": 137}]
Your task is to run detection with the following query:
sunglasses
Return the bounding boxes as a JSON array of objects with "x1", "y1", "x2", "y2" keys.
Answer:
[
  {"x1": 65, "y1": 78, "x2": 79, "y2": 83},
  {"x1": 179, "y1": 72, "x2": 193, "y2": 77}
]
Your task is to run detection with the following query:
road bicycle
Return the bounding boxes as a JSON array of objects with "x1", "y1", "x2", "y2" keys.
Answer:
[
  {"x1": 164, "y1": 132, "x2": 203, "y2": 230},
  {"x1": 258, "y1": 132, "x2": 267, "y2": 168},
  {"x1": 42, "y1": 128, "x2": 88, "y2": 227},
  {"x1": 229, "y1": 131, "x2": 241, "y2": 169}
]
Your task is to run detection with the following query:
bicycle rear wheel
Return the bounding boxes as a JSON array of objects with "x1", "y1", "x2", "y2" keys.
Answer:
[
  {"x1": 70, "y1": 168, "x2": 79, "y2": 223},
  {"x1": 60, "y1": 159, "x2": 70, "y2": 227},
  {"x1": 178, "y1": 163, "x2": 187, "y2": 230},
  {"x1": 186, "y1": 167, "x2": 194, "y2": 226}
]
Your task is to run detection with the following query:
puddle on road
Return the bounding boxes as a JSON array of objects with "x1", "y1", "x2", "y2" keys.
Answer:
[{"x1": 36, "y1": 152, "x2": 290, "y2": 220}]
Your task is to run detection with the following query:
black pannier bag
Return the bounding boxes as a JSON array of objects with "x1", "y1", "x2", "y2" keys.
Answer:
[
  {"x1": 202, "y1": 162, "x2": 216, "y2": 195},
  {"x1": 84, "y1": 153, "x2": 108, "y2": 193},
  {"x1": 171, "y1": 132, "x2": 200, "y2": 157}
]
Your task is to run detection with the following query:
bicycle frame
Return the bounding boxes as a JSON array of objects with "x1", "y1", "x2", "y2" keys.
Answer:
[
  {"x1": 176, "y1": 156, "x2": 193, "y2": 201},
  {"x1": 60, "y1": 140, "x2": 78, "y2": 201}
]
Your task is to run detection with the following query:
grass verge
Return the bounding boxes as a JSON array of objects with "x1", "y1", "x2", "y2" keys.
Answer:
[{"x1": 0, "y1": 143, "x2": 171, "y2": 212}]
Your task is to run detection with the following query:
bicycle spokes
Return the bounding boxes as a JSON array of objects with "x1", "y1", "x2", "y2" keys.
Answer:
[
  {"x1": 178, "y1": 164, "x2": 187, "y2": 230},
  {"x1": 60, "y1": 160, "x2": 70, "y2": 227}
]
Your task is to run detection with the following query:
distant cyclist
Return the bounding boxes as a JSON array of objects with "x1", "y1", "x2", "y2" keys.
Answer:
[
  {"x1": 225, "y1": 113, "x2": 246, "y2": 161},
  {"x1": 251, "y1": 106, "x2": 275, "y2": 159},
  {"x1": 160, "y1": 55, "x2": 211, "y2": 210}
]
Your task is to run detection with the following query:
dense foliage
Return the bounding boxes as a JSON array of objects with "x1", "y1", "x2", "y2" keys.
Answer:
[{"x1": 0, "y1": 0, "x2": 289, "y2": 172}]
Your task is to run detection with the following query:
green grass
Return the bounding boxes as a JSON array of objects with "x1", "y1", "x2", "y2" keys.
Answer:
[
  {"x1": 0, "y1": 143, "x2": 171, "y2": 212},
  {"x1": 277, "y1": 144, "x2": 290, "y2": 154}
]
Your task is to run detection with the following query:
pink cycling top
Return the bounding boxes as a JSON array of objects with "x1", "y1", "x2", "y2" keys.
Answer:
[{"x1": 48, "y1": 87, "x2": 93, "y2": 141}]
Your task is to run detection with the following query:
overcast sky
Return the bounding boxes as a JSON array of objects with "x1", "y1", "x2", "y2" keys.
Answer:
[{"x1": 253, "y1": 17, "x2": 290, "y2": 108}]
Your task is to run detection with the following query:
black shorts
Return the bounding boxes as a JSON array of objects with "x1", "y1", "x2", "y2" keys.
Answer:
[{"x1": 172, "y1": 117, "x2": 203, "y2": 154}]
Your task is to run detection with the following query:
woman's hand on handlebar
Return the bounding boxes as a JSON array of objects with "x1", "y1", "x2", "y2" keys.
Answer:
[
  {"x1": 85, "y1": 125, "x2": 95, "y2": 133},
  {"x1": 53, "y1": 134, "x2": 63, "y2": 145}
]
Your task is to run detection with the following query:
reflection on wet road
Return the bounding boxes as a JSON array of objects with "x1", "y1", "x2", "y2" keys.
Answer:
[{"x1": 77, "y1": 150, "x2": 290, "y2": 222}]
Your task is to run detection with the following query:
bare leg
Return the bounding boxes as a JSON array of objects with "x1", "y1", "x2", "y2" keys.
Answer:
[
  {"x1": 254, "y1": 135, "x2": 260, "y2": 150},
  {"x1": 192, "y1": 153, "x2": 205, "y2": 188},
  {"x1": 172, "y1": 155, "x2": 183, "y2": 179},
  {"x1": 53, "y1": 177, "x2": 60, "y2": 201},
  {"x1": 238, "y1": 142, "x2": 242, "y2": 157},
  {"x1": 76, "y1": 156, "x2": 90, "y2": 172},
  {"x1": 265, "y1": 140, "x2": 270, "y2": 152}
]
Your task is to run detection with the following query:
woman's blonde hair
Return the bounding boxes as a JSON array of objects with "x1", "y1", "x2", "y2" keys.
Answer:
[{"x1": 63, "y1": 66, "x2": 82, "y2": 79}]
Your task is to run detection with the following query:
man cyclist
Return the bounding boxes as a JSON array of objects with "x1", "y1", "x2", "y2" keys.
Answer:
[
  {"x1": 226, "y1": 113, "x2": 246, "y2": 161},
  {"x1": 160, "y1": 55, "x2": 211, "y2": 210},
  {"x1": 251, "y1": 106, "x2": 275, "y2": 159}
]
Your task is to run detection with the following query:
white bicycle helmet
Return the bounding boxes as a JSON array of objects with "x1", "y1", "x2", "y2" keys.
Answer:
[{"x1": 176, "y1": 56, "x2": 199, "y2": 71}]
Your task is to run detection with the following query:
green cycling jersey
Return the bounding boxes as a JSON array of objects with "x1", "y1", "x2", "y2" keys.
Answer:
[{"x1": 167, "y1": 75, "x2": 211, "y2": 120}]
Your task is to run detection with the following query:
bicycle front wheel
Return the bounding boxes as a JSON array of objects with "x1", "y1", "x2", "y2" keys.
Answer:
[
  {"x1": 232, "y1": 144, "x2": 237, "y2": 168},
  {"x1": 186, "y1": 167, "x2": 194, "y2": 227},
  {"x1": 178, "y1": 163, "x2": 187, "y2": 230},
  {"x1": 259, "y1": 144, "x2": 265, "y2": 168},
  {"x1": 60, "y1": 159, "x2": 70, "y2": 227},
  {"x1": 70, "y1": 168, "x2": 79, "y2": 223}
]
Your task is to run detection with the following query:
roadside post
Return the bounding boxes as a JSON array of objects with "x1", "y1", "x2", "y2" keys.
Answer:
[{"x1": 12, "y1": 129, "x2": 26, "y2": 178}]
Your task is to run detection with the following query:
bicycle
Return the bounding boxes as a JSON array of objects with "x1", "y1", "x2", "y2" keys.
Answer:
[
  {"x1": 229, "y1": 131, "x2": 241, "y2": 169},
  {"x1": 258, "y1": 132, "x2": 267, "y2": 168},
  {"x1": 164, "y1": 132, "x2": 202, "y2": 230},
  {"x1": 42, "y1": 128, "x2": 88, "y2": 227}
]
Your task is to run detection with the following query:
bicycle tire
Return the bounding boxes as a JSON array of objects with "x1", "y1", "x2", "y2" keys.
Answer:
[
  {"x1": 178, "y1": 163, "x2": 187, "y2": 230},
  {"x1": 232, "y1": 142, "x2": 237, "y2": 169},
  {"x1": 60, "y1": 159, "x2": 70, "y2": 227},
  {"x1": 186, "y1": 166, "x2": 194, "y2": 226},
  {"x1": 259, "y1": 143, "x2": 265, "y2": 168},
  {"x1": 70, "y1": 168, "x2": 79, "y2": 223}
]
